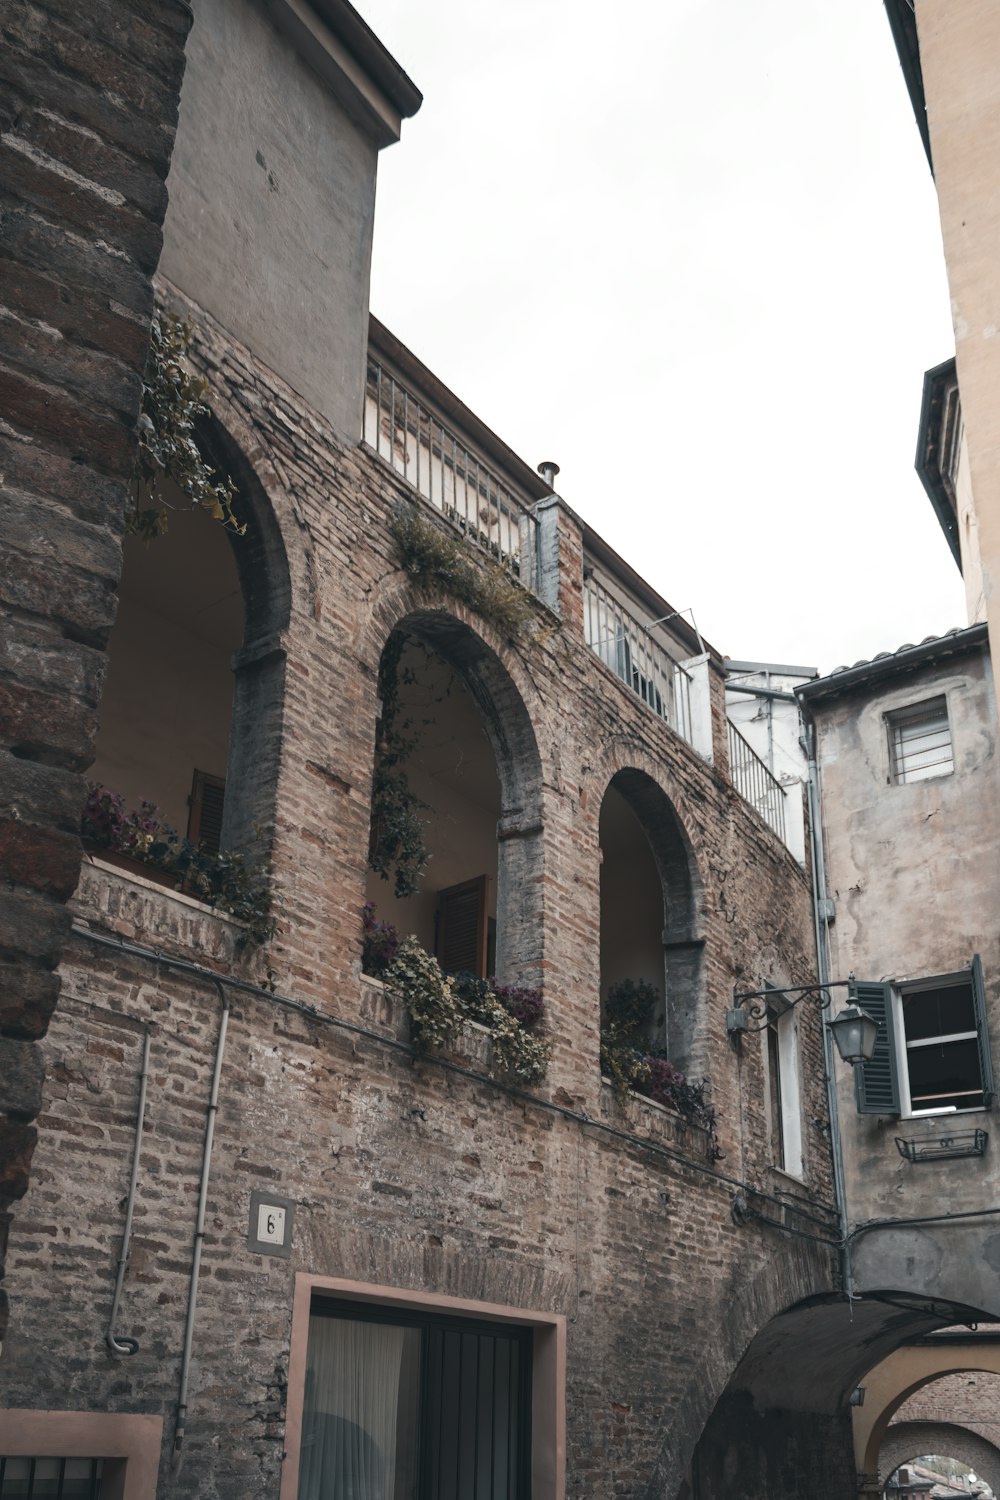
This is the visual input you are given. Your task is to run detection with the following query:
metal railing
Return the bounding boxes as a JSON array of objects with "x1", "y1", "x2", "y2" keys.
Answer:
[
  {"x1": 727, "y1": 720, "x2": 787, "y2": 843},
  {"x1": 363, "y1": 360, "x2": 538, "y2": 583},
  {"x1": 583, "y1": 574, "x2": 693, "y2": 742}
]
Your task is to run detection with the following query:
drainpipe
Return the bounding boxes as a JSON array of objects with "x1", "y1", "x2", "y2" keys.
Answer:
[
  {"x1": 173, "y1": 980, "x2": 230, "y2": 1458},
  {"x1": 106, "y1": 1029, "x2": 151, "y2": 1356},
  {"x1": 801, "y1": 707, "x2": 855, "y2": 1301}
]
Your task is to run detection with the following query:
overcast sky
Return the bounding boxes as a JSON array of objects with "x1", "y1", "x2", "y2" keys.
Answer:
[{"x1": 362, "y1": 0, "x2": 966, "y2": 674}]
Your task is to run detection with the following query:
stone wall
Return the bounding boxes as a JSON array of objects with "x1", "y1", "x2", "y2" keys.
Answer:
[
  {"x1": 0, "y1": 281, "x2": 844, "y2": 1495},
  {"x1": 0, "y1": 0, "x2": 190, "y2": 1345}
]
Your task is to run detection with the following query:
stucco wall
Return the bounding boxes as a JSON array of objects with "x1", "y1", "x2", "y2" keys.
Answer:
[
  {"x1": 811, "y1": 645, "x2": 1000, "y2": 1311},
  {"x1": 159, "y1": 0, "x2": 379, "y2": 443}
]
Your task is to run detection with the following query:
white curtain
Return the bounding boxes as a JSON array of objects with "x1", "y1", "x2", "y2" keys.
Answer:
[{"x1": 298, "y1": 1315, "x2": 409, "y2": 1500}]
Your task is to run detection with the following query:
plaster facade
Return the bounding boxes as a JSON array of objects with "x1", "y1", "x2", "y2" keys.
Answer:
[{"x1": 912, "y1": 0, "x2": 1000, "y2": 720}]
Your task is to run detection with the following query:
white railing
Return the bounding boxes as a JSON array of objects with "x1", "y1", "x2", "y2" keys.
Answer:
[
  {"x1": 583, "y1": 574, "x2": 693, "y2": 743},
  {"x1": 727, "y1": 720, "x2": 787, "y2": 843},
  {"x1": 363, "y1": 360, "x2": 538, "y2": 583}
]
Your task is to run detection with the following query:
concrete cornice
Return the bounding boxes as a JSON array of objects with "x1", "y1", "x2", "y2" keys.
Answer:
[{"x1": 264, "y1": 0, "x2": 422, "y2": 147}]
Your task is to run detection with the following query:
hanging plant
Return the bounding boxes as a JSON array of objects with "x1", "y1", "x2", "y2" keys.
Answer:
[
  {"x1": 390, "y1": 503, "x2": 535, "y2": 638},
  {"x1": 368, "y1": 632, "x2": 431, "y2": 898},
  {"x1": 383, "y1": 936, "x2": 550, "y2": 1086},
  {"x1": 81, "y1": 783, "x2": 277, "y2": 952},
  {"x1": 129, "y1": 308, "x2": 244, "y2": 540},
  {"x1": 600, "y1": 978, "x2": 717, "y2": 1145}
]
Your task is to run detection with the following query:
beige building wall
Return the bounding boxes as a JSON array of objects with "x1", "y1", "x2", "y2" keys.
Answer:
[{"x1": 916, "y1": 0, "x2": 1000, "y2": 715}]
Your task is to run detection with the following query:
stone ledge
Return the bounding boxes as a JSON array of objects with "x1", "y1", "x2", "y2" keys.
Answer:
[
  {"x1": 72, "y1": 856, "x2": 245, "y2": 967},
  {"x1": 599, "y1": 1077, "x2": 715, "y2": 1158}
]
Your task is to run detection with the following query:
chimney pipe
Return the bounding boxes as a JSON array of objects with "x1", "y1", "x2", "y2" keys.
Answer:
[{"x1": 537, "y1": 460, "x2": 560, "y2": 489}]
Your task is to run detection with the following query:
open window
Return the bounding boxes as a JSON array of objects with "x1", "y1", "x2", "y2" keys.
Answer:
[
  {"x1": 855, "y1": 958, "x2": 994, "y2": 1116},
  {"x1": 764, "y1": 994, "x2": 803, "y2": 1176}
]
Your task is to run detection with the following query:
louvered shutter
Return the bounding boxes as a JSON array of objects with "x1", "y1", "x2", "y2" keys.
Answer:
[
  {"x1": 853, "y1": 980, "x2": 900, "y2": 1115},
  {"x1": 188, "y1": 770, "x2": 226, "y2": 854},
  {"x1": 436, "y1": 876, "x2": 488, "y2": 978},
  {"x1": 971, "y1": 954, "x2": 995, "y2": 1109}
]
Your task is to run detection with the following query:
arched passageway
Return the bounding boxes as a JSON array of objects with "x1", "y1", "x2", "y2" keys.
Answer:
[
  {"x1": 366, "y1": 612, "x2": 543, "y2": 986},
  {"x1": 882, "y1": 1424, "x2": 1000, "y2": 1497}
]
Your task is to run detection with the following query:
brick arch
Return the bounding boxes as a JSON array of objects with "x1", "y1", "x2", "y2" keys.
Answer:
[
  {"x1": 860, "y1": 1349, "x2": 1000, "y2": 1483},
  {"x1": 364, "y1": 588, "x2": 546, "y2": 986},
  {"x1": 589, "y1": 747, "x2": 706, "y2": 1068},
  {"x1": 881, "y1": 1421, "x2": 1000, "y2": 1495},
  {"x1": 193, "y1": 406, "x2": 293, "y2": 852}
]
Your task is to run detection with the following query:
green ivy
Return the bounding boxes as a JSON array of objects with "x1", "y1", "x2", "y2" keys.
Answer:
[
  {"x1": 390, "y1": 503, "x2": 535, "y2": 638},
  {"x1": 368, "y1": 633, "x2": 431, "y2": 898},
  {"x1": 129, "y1": 309, "x2": 243, "y2": 540},
  {"x1": 384, "y1": 936, "x2": 550, "y2": 1086}
]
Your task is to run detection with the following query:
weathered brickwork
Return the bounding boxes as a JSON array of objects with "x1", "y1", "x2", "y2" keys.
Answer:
[
  {"x1": 1, "y1": 276, "x2": 847, "y2": 1497},
  {"x1": 0, "y1": 0, "x2": 190, "y2": 1340}
]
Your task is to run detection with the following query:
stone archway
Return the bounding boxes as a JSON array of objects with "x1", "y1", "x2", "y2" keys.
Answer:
[{"x1": 881, "y1": 1421, "x2": 1000, "y2": 1496}]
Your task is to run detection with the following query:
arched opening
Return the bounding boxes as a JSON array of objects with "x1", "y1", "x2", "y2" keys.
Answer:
[
  {"x1": 89, "y1": 416, "x2": 290, "y2": 861},
  {"x1": 90, "y1": 485, "x2": 243, "y2": 843},
  {"x1": 598, "y1": 768, "x2": 701, "y2": 1066},
  {"x1": 364, "y1": 613, "x2": 542, "y2": 987},
  {"x1": 884, "y1": 1441, "x2": 997, "y2": 1498}
]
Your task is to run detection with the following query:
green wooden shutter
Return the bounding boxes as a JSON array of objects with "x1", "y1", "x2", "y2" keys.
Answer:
[
  {"x1": 853, "y1": 980, "x2": 900, "y2": 1115},
  {"x1": 971, "y1": 954, "x2": 994, "y2": 1108}
]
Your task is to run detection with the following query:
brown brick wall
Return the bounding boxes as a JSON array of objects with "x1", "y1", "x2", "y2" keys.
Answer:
[
  {"x1": 0, "y1": 280, "x2": 845, "y2": 1495},
  {"x1": 0, "y1": 0, "x2": 190, "y2": 1341}
]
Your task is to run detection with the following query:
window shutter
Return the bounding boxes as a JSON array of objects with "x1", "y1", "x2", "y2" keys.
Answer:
[
  {"x1": 436, "y1": 876, "x2": 488, "y2": 978},
  {"x1": 188, "y1": 770, "x2": 226, "y2": 854},
  {"x1": 971, "y1": 954, "x2": 994, "y2": 1108},
  {"x1": 853, "y1": 980, "x2": 900, "y2": 1114}
]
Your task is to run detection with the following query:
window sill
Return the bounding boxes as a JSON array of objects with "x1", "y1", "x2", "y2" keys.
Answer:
[
  {"x1": 72, "y1": 857, "x2": 248, "y2": 970},
  {"x1": 599, "y1": 1077, "x2": 715, "y2": 1156},
  {"x1": 768, "y1": 1164, "x2": 807, "y2": 1190}
]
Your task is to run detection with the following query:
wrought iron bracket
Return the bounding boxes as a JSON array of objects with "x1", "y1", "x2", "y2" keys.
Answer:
[{"x1": 726, "y1": 977, "x2": 856, "y2": 1035}]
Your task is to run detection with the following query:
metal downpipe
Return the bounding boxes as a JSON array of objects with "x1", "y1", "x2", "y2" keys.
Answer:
[
  {"x1": 802, "y1": 709, "x2": 855, "y2": 1300},
  {"x1": 173, "y1": 979, "x2": 230, "y2": 1458},
  {"x1": 106, "y1": 1028, "x2": 151, "y2": 1356}
]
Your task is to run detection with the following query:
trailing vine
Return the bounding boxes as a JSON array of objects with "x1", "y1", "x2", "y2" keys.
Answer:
[
  {"x1": 390, "y1": 503, "x2": 535, "y2": 638},
  {"x1": 600, "y1": 978, "x2": 718, "y2": 1150},
  {"x1": 368, "y1": 632, "x2": 431, "y2": 897},
  {"x1": 129, "y1": 308, "x2": 243, "y2": 540},
  {"x1": 82, "y1": 784, "x2": 277, "y2": 955},
  {"x1": 383, "y1": 933, "x2": 550, "y2": 1086}
]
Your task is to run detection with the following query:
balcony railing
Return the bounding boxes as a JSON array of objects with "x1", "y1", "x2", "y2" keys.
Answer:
[
  {"x1": 364, "y1": 360, "x2": 538, "y2": 584},
  {"x1": 583, "y1": 574, "x2": 693, "y2": 743},
  {"x1": 727, "y1": 720, "x2": 787, "y2": 843}
]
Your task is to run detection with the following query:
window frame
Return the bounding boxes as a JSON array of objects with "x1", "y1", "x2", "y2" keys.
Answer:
[
  {"x1": 0, "y1": 1412, "x2": 162, "y2": 1500},
  {"x1": 854, "y1": 958, "x2": 994, "y2": 1118},
  {"x1": 885, "y1": 694, "x2": 954, "y2": 785},
  {"x1": 280, "y1": 1273, "x2": 566, "y2": 1500},
  {"x1": 763, "y1": 990, "x2": 804, "y2": 1178}
]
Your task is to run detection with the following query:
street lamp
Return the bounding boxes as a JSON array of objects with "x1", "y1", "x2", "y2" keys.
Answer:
[{"x1": 726, "y1": 977, "x2": 879, "y2": 1067}]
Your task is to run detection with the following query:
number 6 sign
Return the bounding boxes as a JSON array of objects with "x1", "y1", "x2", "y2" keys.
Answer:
[{"x1": 248, "y1": 1188, "x2": 295, "y2": 1258}]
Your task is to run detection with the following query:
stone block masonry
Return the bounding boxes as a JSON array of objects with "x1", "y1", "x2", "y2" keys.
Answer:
[
  {"x1": 2, "y1": 278, "x2": 847, "y2": 1497},
  {"x1": 0, "y1": 0, "x2": 191, "y2": 1342}
]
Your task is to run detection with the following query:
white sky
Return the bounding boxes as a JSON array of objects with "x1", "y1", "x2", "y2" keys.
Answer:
[{"x1": 362, "y1": 0, "x2": 967, "y2": 673}]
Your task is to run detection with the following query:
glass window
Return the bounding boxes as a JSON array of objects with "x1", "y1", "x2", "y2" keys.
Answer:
[
  {"x1": 298, "y1": 1302, "x2": 532, "y2": 1500},
  {"x1": 887, "y1": 696, "x2": 953, "y2": 784},
  {"x1": 0, "y1": 1459, "x2": 103, "y2": 1500},
  {"x1": 902, "y1": 979, "x2": 985, "y2": 1112}
]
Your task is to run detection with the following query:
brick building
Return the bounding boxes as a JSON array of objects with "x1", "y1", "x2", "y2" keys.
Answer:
[{"x1": 3, "y1": 2, "x2": 1000, "y2": 1498}]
